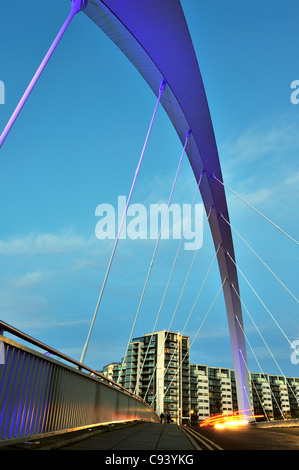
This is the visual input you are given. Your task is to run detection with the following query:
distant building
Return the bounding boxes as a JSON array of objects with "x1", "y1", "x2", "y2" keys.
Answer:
[
  {"x1": 100, "y1": 330, "x2": 299, "y2": 423},
  {"x1": 101, "y1": 330, "x2": 190, "y2": 424},
  {"x1": 190, "y1": 366, "x2": 299, "y2": 423},
  {"x1": 190, "y1": 365, "x2": 238, "y2": 422},
  {"x1": 250, "y1": 372, "x2": 299, "y2": 420},
  {"x1": 101, "y1": 362, "x2": 122, "y2": 383}
]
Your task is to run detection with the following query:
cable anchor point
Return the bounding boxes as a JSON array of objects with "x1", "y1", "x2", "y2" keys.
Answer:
[
  {"x1": 71, "y1": 0, "x2": 89, "y2": 15},
  {"x1": 159, "y1": 79, "x2": 167, "y2": 96}
]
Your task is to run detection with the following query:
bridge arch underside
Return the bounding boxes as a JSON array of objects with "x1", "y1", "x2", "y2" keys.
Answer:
[{"x1": 83, "y1": 0, "x2": 251, "y2": 415}]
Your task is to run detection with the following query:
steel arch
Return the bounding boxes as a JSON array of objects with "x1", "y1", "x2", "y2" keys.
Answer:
[{"x1": 82, "y1": 0, "x2": 251, "y2": 415}]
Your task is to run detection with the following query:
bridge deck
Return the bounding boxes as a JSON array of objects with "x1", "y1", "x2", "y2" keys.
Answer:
[
  {"x1": 1, "y1": 422, "x2": 199, "y2": 451},
  {"x1": 60, "y1": 423, "x2": 198, "y2": 451}
]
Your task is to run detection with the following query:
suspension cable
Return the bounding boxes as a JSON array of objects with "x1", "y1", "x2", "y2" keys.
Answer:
[
  {"x1": 129, "y1": 130, "x2": 191, "y2": 390},
  {"x1": 226, "y1": 251, "x2": 296, "y2": 355},
  {"x1": 166, "y1": 206, "x2": 213, "y2": 334},
  {"x1": 80, "y1": 79, "x2": 166, "y2": 364},
  {"x1": 153, "y1": 170, "x2": 204, "y2": 335},
  {"x1": 0, "y1": 0, "x2": 88, "y2": 149},
  {"x1": 118, "y1": 129, "x2": 190, "y2": 383},
  {"x1": 234, "y1": 302, "x2": 285, "y2": 419},
  {"x1": 181, "y1": 243, "x2": 220, "y2": 336},
  {"x1": 145, "y1": 212, "x2": 215, "y2": 401},
  {"x1": 232, "y1": 283, "x2": 299, "y2": 407},
  {"x1": 143, "y1": 217, "x2": 216, "y2": 399},
  {"x1": 163, "y1": 278, "x2": 226, "y2": 400},
  {"x1": 122, "y1": 202, "x2": 212, "y2": 386},
  {"x1": 221, "y1": 213, "x2": 298, "y2": 304},
  {"x1": 212, "y1": 174, "x2": 299, "y2": 246},
  {"x1": 236, "y1": 320, "x2": 286, "y2": 420},
  {"x1": 138, "y1": 172, "x2": 205, "y2": 398},
  {"x1": 144, "y1": 218, "x2": 220, "y2": 396},
  {"x1": 236, "y1": 347, "x2": 261, "y2": 420},
  {"x1": 238, "y1": 346, "x2": 281, "y2": 421}
]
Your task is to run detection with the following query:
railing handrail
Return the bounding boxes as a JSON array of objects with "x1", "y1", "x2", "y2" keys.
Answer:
[{"x1": 0, "y1": 319, "x2": 156, "y2": 415}]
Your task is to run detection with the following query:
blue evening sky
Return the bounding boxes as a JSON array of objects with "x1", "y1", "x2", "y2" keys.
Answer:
[{"x1": 0, "y1": 1, "x2": 298, "y2": 378}]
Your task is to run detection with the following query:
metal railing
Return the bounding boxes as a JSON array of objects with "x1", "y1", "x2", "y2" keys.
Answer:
[{"x1": 0, "y1": 321, "x2": 159, "y2": 446}]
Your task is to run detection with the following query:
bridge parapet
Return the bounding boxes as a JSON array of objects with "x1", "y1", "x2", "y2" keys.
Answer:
[{"x1": 0, "y1": 321, "x2": 159, "y2": 446}]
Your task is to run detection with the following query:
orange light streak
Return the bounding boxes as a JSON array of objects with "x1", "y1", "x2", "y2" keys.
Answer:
[{"x1": 199, "y1": 410, "x2": 264, "y2": 429}]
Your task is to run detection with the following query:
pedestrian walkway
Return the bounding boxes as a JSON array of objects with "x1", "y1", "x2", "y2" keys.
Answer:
[
  {"x1": 0, "y1": 421, "x2": 200, "y2": 451},
  {"x1": 50, "y1": 423, "x2": 198, "y2": 451},
  {"x1": 60, "y1": 422, "x2": 199, "y2": 451}
]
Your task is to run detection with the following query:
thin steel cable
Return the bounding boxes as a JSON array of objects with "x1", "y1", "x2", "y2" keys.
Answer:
[
  {"x1": 141, "y1": 173, "x2": 205, "y2": 399},
  {"x1": 149, "y1": 214, "x2": 215, "y2": 402},
  {"x1": 118, "y1": 204, "x2": 212, "y2": 390},
  {"x1": 212, "y1": 174, "x2": 299, "y2": 246},
  {"x1": 163, "y1": 278, "x2": 226, "y2": 399},
  {"x1": 0, "y1": 0, "x2": 85, "y2": 149},
  {"x1": 237, "y1": 346, "x2": 279, "y2": 421},
  {"x1": 143, "y1": 219, "x2": 217, "y2": 399},
  {"x1": 130, "y1": 130, "x2": 191, "y2": 392},
  {"x1": 80, "y1": 79, "x2": 166, "y2": 364},
  {"x1": 154, "y1": 171, "x2": 204, "y2": 334},
  {"x1": 117, "y1": 129, "x2": 190, "y2": 384},
  {"x1": 181, "y1": 244, "x2": 220, "y2": 336},
  {"x1": 221, "y1": 213, "x2": 299, "y2": 304},
  {"x1": 235, "y1": 348, "x2": 258, "y2": 420},
  {"x1": 236, "y1": 318, "x2": 285, "y2": 420},
  {"x1": 167, "y1": 206, "x2": 213, "y2": 334},
  {"x1": 227, "y1": 251, "x2": 296, "y2": 354},
  {"x1": 234, "y1": 305, "x2": 285, "y2": 419},
  {"x1": 232, "y1": 283, "x2": 299, "y2": 407}
]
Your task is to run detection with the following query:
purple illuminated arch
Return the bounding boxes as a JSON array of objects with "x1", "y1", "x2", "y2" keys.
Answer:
[{"x1": 82, "y1": 0, "x2": 252, "y2": 415}]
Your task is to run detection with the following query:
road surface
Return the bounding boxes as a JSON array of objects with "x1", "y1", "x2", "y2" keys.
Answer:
[{"x1": 183, "y1": 424, "x2": 299, "y2": 450}]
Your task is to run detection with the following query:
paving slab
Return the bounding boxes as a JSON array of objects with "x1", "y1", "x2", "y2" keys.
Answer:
[{"x1": 60, "y1": 423, "x2": 197, "y2": 451}]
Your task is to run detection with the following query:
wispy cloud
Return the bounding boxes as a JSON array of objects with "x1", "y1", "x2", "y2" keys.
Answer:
[
  {"x1": 217, "y1": 115, "x2": 299, "y2": 222},
  {"x1": 284, "y1": 171, "x2": 299, "y2": 187},
  {"x1": 0, "y1": 230, "x2": 96, "y2": 256},
  {"x1": 0, "y1": 228, "x2": 106, "y2": 331},
  {"x1": 12, "y1": 270, "x2": 54, "y2": 288},
  {"x1": 220, "y1": 116, "x2": 299, "y2": 168}
]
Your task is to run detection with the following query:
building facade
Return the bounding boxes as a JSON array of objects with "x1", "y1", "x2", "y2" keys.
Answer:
[
  {"x1": 190, "y1": 365, "x2": 238, "y2": 422},
  {"x1": 101, "y1": 331, "x2": 299, "y2": 423},
  {"x1": 102, "y1": 330, "x2": 190, "y2": 424},
  {"x1": 250, "y1": 372, "x2": 299, "y2": 420},
  {"x1": 190, "y1": 365, "x2": 299, "y2": 423}
]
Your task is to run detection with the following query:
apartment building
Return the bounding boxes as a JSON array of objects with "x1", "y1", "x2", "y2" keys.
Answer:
[
  {"x1": 251, "y1": 372, "x2": 299, "y2": 420},
  {"x1": 101, "y1": 362, "x2": 122, "y2": 383},
  {"x1": 101, "y1": 330, "x2": 190, "y2": 424},
  {"x1": 190, "y1": 365, "x2": 238, "y2": 422},
  {"x1": 101, "y1": 331, "x2": 299, "y2": 423},
  {"x1": 190, "y1": 366, "x2": 299, "y2": 422}
]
